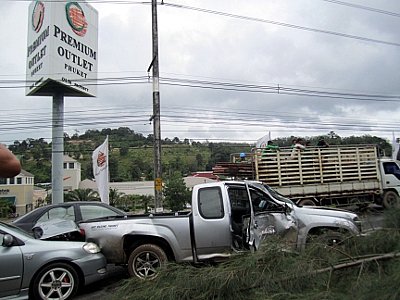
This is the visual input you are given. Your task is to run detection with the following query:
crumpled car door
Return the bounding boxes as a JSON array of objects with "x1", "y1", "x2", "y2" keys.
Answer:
[{"x1": 244, "y1": 184, "x2": 298, "y2": 250}]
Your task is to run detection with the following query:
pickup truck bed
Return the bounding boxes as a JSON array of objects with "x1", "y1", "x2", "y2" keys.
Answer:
[{"x1": 81, "y1": 212, "x2": 194, "y2": 264}]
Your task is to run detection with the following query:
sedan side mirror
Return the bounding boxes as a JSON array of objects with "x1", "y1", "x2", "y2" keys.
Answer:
[{"x1": 2, "y1": 234, "x2": 14, "y2": 247}]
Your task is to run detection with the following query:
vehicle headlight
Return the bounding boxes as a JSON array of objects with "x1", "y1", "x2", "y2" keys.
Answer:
[{"x1": 83, "y1": 242, "x2": 101, "y2": 254}]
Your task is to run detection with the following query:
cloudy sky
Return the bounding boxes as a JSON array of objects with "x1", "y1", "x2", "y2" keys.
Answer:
[{"x1": 1, "y1": 0, "x2": 400, "y2": 146}]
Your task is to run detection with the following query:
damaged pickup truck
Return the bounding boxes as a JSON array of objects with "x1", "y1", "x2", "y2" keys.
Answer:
[{"x1": 78, "y1": 181, "x2": 362, "y2": 279}]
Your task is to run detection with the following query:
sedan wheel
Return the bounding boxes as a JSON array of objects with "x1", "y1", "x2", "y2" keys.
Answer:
[{"x1": 32, "y1": 263, "x2": 79, "y2": 300}]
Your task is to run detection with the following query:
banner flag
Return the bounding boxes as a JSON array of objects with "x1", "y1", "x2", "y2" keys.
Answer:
[
  {"x1": 255, "y1": 131, "x2": 271, "y2": 148},
  {"x1": 92, "y1": 136, "x2": 109, "y2": 204}
]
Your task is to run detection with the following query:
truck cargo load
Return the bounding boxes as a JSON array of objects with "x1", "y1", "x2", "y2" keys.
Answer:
[{"x1": 213, "y1": 145, "x2": 400, "y2": 208}]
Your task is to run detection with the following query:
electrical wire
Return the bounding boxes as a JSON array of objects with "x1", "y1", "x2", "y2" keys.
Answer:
[
  {"x1": 320, "y1": 0, "x2": 400, "y2": 18},
  {"x1": 2, "y1": 75, "x2": 400, "y2": 103},
  {"x1": 162, "y1": 2, "x2": 400, "y2": 47}
]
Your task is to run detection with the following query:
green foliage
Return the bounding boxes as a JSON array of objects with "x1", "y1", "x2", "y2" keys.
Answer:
[
  {"x1": 64, "y1": 188, "x2": 99, "y2": 202},
  {"x1": 109, "y1": 188, "x2": 125, "y2": 207},
  {"x1": 274, "y1": 132, "x2": 392, "y2": 156},
  {"x1": 114, "y1": 210, "x2": 400, "y2": 300},
  {"x1": 11, "y1": 129, "x2": 393, "y2": 184},
  {"x1": 163, "y1": 172, "x2": 191, "y2": 211},
  {"x1": 0, "y1": 199, "x2": 14, "y2": 218}
]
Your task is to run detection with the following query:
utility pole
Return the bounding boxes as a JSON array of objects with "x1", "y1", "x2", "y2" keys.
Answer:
[
  {"x1": 52, "y1": 92, "x2": 64, "y2": 204},
  {"x1": 151, "y1": 0, "x2": 162, "y2": 210}
]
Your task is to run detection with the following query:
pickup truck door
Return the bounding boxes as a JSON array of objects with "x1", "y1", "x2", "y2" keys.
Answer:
[
  {"x1": 228, "y1": 183, "x2": 268, "y2": 251},
  {"x1": 192, "y1": 186, "x2": 231, "y2": 257},
  {"x1": 244, "y1": 185, "x2": 298, "y2": 250}
]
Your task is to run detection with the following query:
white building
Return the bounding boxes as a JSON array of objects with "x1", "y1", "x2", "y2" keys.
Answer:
[
  {"x1": 63, "y1": 155, "x2": 81, "y2": 191},
  {"x1": 0, "y1": 170, "x2": 34, "y2": 216}
]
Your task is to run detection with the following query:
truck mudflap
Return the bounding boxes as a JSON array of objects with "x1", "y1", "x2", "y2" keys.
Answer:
[{"x1": 243, "y1": 211, "x2": 298, "y2": 250}]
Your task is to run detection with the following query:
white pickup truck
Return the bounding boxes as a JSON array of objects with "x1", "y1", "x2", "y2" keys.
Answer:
[{"x1": 78, "y1": 181, "x2": 362, "y2": 279}]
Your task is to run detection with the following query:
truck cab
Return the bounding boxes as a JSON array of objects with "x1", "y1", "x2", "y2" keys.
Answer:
[
  {"x1": 379, "y1": 158, "x2": 400, "y2": 208},
  {"x1": 191, "y1": 181, "x2": 296, "y2": 255},
  {"x1": 192, "y1": 181, "x2": 360, "y2": 254}
]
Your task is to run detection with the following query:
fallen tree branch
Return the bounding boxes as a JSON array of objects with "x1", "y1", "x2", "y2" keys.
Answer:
[{"x1": 311, "y1": 251, "x2": 400, "y2": 275}]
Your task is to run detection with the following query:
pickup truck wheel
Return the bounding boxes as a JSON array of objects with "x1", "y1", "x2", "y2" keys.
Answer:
[
  {"x1": 298, "y1": 199, "x2": 315, "y2": 206},
  {"x1": 307, "y1": 230, "x2": 346, "y2": 249},
  {"x1": 383, "y1": 191, "x2": 400, "y2": 209},
  {"x1": 128, "y1": 244, "x2": 167, "y2": 279},
  {"x1": 322, "y1": 232, "x2": 345, "y2": 247}
]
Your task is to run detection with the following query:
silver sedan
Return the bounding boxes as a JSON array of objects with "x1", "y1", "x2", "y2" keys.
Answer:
[{"x1": 0, "y1": 221, "x2": 107, "y2": 299}]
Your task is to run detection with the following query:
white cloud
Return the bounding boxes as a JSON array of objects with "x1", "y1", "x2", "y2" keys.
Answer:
[{"x1": 1, "y1": 0, "x2": 399, "y2": 144}]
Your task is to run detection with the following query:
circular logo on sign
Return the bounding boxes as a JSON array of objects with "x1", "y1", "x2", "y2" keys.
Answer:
[
  {"x1": 65, "y1": 2, "x2": 87, "y2": 37},
  {"x1": 32, "y1": 1, "x2": 45, "y2": 33}
]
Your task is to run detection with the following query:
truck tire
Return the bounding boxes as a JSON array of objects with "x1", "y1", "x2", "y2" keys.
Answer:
[
  {"x1": 128, "y1": 244, "x2": 167, "y2": 279},
  {"x1": 298, "y1": 199, "x2": 315, "y2": 206},
  {"x1": 383, "y1": 191, "x2": 400, "y2": 209},
  {"x1": 320, "y1": 231, "x2": 345, "y2": 247},
  {"x1": 307, "y1": 229, "x2": 347, "y2": 249}
]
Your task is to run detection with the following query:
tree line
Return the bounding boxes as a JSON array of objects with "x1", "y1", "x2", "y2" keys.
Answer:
[{"x1": 9, "y1": 128, "x2": 392, "y2": 184}]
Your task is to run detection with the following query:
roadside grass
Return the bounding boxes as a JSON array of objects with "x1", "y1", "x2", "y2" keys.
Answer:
[{"x1": 114, "y1": 209, "x2": 400, "y2": 300}]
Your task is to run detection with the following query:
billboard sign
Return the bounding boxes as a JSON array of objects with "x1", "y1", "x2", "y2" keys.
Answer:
[{"x1": 26, "y1": 0, "x2": 98, "y2": 97}]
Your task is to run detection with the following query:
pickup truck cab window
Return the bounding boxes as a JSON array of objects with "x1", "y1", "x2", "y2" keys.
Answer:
[
  {"x1": 198, "y1": 187, "x2": 224, "y2": 219},
  {"x1": 250, "y1": 189, "x2": 283, "y2": 212}
]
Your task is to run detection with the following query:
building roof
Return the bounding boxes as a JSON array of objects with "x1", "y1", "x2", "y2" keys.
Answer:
[
  {"x1": 190, "y1": 171, "x2": 220, "y2": 180},
  {"x1": 19, "y1": 169, "x2": 34, "y2": 177},
  {"x1": 63, "y1": 155, "x2": 78, "y2": 163}
]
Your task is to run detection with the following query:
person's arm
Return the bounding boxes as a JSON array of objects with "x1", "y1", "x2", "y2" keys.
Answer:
[{"x1": 0, "y1": 144, "x2": 21, "y2": 178}]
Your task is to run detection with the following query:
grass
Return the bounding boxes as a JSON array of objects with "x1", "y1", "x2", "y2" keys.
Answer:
[{"x1": 113, "y1": 210, "x2": 400, "y2": 300}]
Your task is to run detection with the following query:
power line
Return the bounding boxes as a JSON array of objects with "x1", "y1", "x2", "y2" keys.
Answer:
[
  {"x1": 162, "y1": 2, "x2": 400, "y2": 47},
  {"x1": 10, "y1": 0, "x2": 400, "y2": 47},
  {"x1": 321, "y1": 0, "x2": 400, "y2": 18},
  {"x1": 2, "y1": 74, "x2": 400, "y2": 103},
  {"x1": 2, "y1": 104, "x2": 400, "y2": 142}
]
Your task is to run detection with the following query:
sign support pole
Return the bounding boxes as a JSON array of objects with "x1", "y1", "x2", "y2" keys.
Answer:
[{"x1": 52, "y1": 92, "x2": 64, "y2": 204}]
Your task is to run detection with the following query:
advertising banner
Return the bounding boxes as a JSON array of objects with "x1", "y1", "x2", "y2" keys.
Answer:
[
  {"x1": 92, "y1": 136, "x2": 109, "y2": 204},
  {"x1": 26, "y1": 0, "x2": 98, "y2": 97}
]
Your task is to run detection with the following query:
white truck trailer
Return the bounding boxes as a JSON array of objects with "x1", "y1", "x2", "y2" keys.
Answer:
[{"x1": 214, "y1": 145, "x2": 400, "y2": 208}]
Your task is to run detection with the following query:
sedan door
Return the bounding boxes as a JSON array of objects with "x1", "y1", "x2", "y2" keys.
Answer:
[{"x1": 0, "y1": 232, "x2": 24, "y2": 298}]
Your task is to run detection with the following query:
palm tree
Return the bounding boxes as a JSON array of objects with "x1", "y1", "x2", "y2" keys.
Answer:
[
  {"x1": 109, "y1": 188, "x2": 125, "y2": 207},
  {"x1": 65, "y1": 188, "x2": 100, "y2": 202}
]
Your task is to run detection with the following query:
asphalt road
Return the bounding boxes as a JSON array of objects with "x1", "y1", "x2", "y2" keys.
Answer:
[{"x1": 75, "y1": 265, "x2": 129, "y2": 300}]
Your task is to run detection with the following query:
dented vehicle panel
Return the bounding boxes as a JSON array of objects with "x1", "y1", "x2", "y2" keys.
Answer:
[
  {"x1": 78, "y1": 181, "x2": 361, "y2": 279},
  {"x1": 256, "y1": 183, "x2": 361, "y2": 249},
  {"x1": 33, "y1": 218, "x2": 81, "y2": 240}
]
